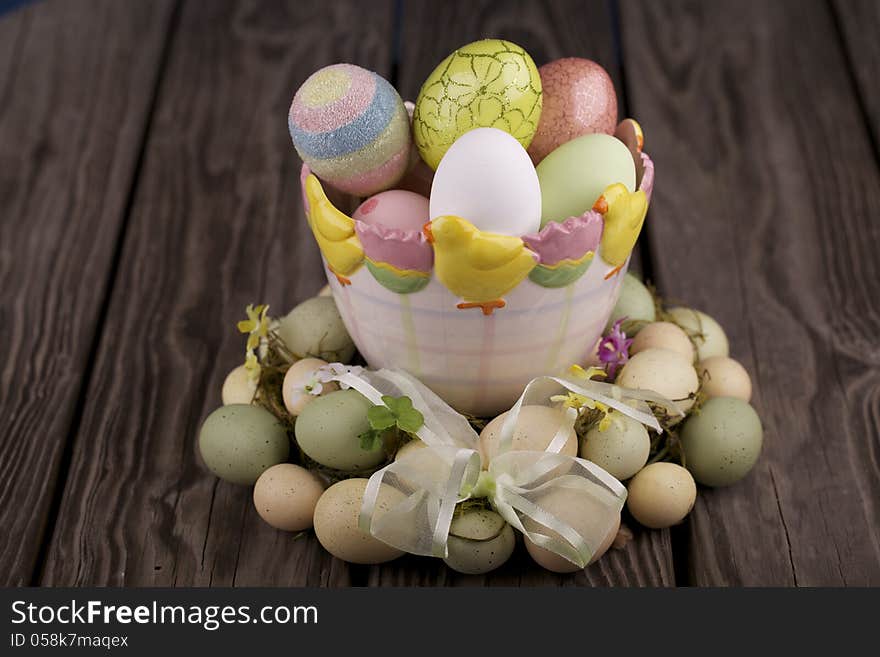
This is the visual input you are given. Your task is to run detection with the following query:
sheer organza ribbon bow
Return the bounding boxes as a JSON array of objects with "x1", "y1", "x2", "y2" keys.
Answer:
[{"x1": 320, "y1": 366, "x2": 682, "y2": 568}]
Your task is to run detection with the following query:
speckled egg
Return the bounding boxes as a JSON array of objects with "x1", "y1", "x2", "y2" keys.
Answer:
[
  {"x1": 630, "y1": 321, "x2": 695, "y2": 363},
  {"x1": 525, "y1": 513, "x2": 620, "y2": 573},
  {"x1": 294, "y1": 389, "x2": 384, "y2": 471},
  {"x1": 444, "y1": 509, "x2": 516, "y2": 575},
  {"x1": 253, "y1": 463, "x2": 325, "y2": 531},
  {"x1": 579, "y1": 411, "x2": 650, "y2": 480},
  {"x1": 479, "y1": 405, "x2": 578, "y2": 465},
  {"x1": 221, "y1": 364, "x2": 256, "y2": 405},
  {"x1": 626, "y1": 462, "x2": 696, "y2": 529},
  {"x1": 616, "y1": 348, "x2": 699, "y2": 418},
  {"x1": 353, "y1": 189, "x2": 430, "y2": 232},
  {"x1": 313, "y1": 478, "x2": 405, "y2": 564},
  {"x1": 289, "y1": 64, "x2": 411, "y2": 196},
  {"x1": 282, "y1": 357, "x2": 338, "y2": 416},
  {"x1": 413, "y1": 39, "x2": 542, "y2": 170},
  {"x1": 697, "y1": 356, "x2": 752, "y2": 401},
  {"x1": 522, "y1": 485, "x2": 622, "y2": 572},
  {"x1": 606, "y1": 272, "x2": 656, "y2": 332},
  {"x1": 667, "y1": 307, "x2": 730, "y2": 361},
  {"x1": 680, "y1": 397, "x2": 763, "y2": 487},
  {"x1": 276, "y1": 296, "x2": 355, "y2": 363},
  {"x1": 198, "y1": 404, "x2": 290, "y2": 485},
  {"x1": 528, "y1": 58, "x2": 617, "y2": 165}
]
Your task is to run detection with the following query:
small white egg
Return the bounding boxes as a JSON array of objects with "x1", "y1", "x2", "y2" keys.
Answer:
[
  {"x1": 221, "y1": 365, "x2": 257, "y2": 405},
  {"x1": 626, "y1": 462, "x2": 696, "y2": 529},
  {"x1": 394, "y1": 438, "x2": 427, "y2": 462},
  {"x1": 579, "y1": 411, "x2": 650, "y2": 480},
  {"x1": 697, "y1": 356, "x2": 752, "y2": 401},
  {"x1": 616, "y1": 348, "x2": 699, "y2": 419},
  {"x1": 479, "y1": 405, "x2": 578, "y2": 465},
  {"x1": 630, "y1": 321, "x2": 695, "y2": 362},
  {"x1": 282, "y1": 357, "x2": 338, "y2": 416},
  {"x1": 667, "y1": 307, "x2": 729, "y2": 361}
]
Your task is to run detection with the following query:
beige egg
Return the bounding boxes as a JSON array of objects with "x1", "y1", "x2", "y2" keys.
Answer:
[
  {"x1": 394, "y1": 438, "x2": 427, "y2": 462},
  {"x1": 313, "y1": 478, "x2": 405, "y2": 564},
  {"x1": 444, "y1": 509, "x2": 516, "y2": 575},
  {"x1": 697, "y1": 356, "x2": 752, "y2": 401},
  {"x1": 282, "y1": 358, "x2": 339, "y2": 416},
  {"x1": 521, "y1": 486, "x2": 623, "y2": 573},
  {"x1": 253, "y1": 463, "x2": 325, "y2": 531},
  {"x1": 630, "y1": 321, "x2": 694, "y2": 362},
  {"x1": 626, "y1": 462, "x2": 696, "y2": 529},
  {"x1": 525, "y1": 513, "x2": 620, "y2": 573},
  {"x1": 616, "y1": 348, "x2": 699, "y2": 419},
  {"x1": 221, "y1": 365, "x2": 257, "y2": 405},
  {"x1": 480, "y1": 405, "x2": 578, "y2": 465},
  {"x1": 667, "y1": 307, "x2": 729, "y2": 361},
  {"x1": 318, "y1": 284, "x2": 332, "y2": 297}
]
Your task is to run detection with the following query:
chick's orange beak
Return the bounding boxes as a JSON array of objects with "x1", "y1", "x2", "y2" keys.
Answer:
[
  {"x1": 423, "y1": 221, "x2": 434, "y2": 243},
  {"x1": 592, "y1": 196, "x2": 609, "y2": 214}
]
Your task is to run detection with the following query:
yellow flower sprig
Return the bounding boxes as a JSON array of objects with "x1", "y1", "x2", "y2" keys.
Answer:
[
  {"x1": 550, "y1": 364, "x2": 613, "y2": 431},
  {"x1": 237, "y1": 304, "x2": 270, "y2": 381}
]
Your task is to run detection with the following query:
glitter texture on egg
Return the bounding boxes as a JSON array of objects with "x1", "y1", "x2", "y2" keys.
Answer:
[
  {"x1": 528, "y1": 58, "x2": 618, "y2": 165},
  {"x1": 289, "y1": 64, "x2": 411, "y2": 196}
]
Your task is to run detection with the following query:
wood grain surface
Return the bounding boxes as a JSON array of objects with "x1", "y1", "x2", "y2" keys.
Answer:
[
  {"x1": 39, "y1": 0, "x2": 394, "y2": 586},
  {"x1": 0, "y1": 0, "x2": 176, "y2": 586},
  {"x1": 832, "y1": 0, "x2": 880, "y2": 148},
  {"x1": 620, "y1": 0, "x2": 880, "y2": 585}
]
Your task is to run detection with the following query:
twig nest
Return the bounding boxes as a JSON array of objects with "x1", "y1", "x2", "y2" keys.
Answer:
[
  {"x1": 444, "y1": 509, "x2": 516, "y2": 575},
  {"x1": 525, "y1": 512, "x2": 620, "y2": 573},
  {"x1": 282, "y1": 357, "x2": 339, "y2": 416},
  {"x1": 579, "y1": 411, "x2": 650, "y2": 480},
  {"x1": 313, "y1": 479, "x2": 405, "y2": 564},
  {"x1": 606, "y1": 272, "x2": 656, "y2": 333},
  {"x1": 277, "y1": 297, "x2": 355, "y2": 363},
  {"x1": 616, "y1": 348, "x2": 699, "y2": 418},
  {"x1": 295, "y1": 389, "x2": 385, "y2": 471},
  {"x1": 626, "y1": 462, "x2": 696, "y2": 529},
  {"x1": 198, "y1": 405, "x2": 289, "y2": 485},
  {"x1": 221, "y1": 365, "x2": 257, "y2": 405},
  {"x1": 479, "y1": 405, "x2": 578, "y2": 465},
  {"x1": 630, "y1": 321, "x2": 694, "y2": 363},
  {"x1": 667, "y1": 307, "x2": 729, "y2": 361},
  {"x1": 680, "y1": 397, "x2": 763, "y2": 487},
  {"x1": 253, "y1": 464, "x2": 325, "y2": 531},
  {"x1": 697, "y1": 356, "x2": 752, "y2": 402}
]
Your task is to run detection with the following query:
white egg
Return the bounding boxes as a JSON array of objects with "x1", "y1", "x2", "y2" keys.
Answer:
[
  {"x1": 429, "y1": 127, "x2": 541, "y2": 236},
  {"x1": 221, "y1": 365, "x2": 256, "y2": 405}
]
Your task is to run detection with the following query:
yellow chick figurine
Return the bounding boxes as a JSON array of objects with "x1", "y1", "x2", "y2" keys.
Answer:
[
  {"x1": 423, "y1": 215, "x2": 537, "y2": 315},
  {"x1": 592, "y1": 183, "x2": 648, "y2": 279},
  {"x1": 303, "y1": 173, "x2": 364, "y2": 285}
]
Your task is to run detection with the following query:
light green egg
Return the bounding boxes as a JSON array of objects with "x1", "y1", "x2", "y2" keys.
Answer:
[
  {"x1": 667, "y1": 307, "x2": 729, "y2": 360},
  {"x1": 444, "y1": 509, "x2": 516, "y2": 575},
  {"x1": 606, "y1": 272, "x2": 656, "y2": 332},
  {"x1": 294, "y1": 389, "x2": 384, "y2": 471},
  {"x1": 680, "y1": 397, "x2": 763, "y2": 487},
  {"x1": 537, "y1": 133, "x2": 636, "y2": 227},
  {"x1": 580, "y1": 411, "x2": 650, "y2": 481},
  {"x1": 277, "y1": 296, "x2": 355, "y2": 363},
  {"x1": 198, "y1": 404, "x2": 289, "y2": 485}
]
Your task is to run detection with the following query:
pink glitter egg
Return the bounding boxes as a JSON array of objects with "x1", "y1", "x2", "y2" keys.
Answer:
[
  {"x1": 353, "y1": 189, "x2": 430, "y2": 232},
  {"x1": 527, "y1": 58, "x2": 618, "y2": 165}
]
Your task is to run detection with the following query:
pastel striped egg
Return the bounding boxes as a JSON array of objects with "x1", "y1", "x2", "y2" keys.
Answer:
[{"x1": 289, "y1": 64, "x2": 411, "y2": 196}]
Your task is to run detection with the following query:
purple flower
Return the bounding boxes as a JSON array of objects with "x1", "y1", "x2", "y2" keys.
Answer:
[{"x1": 598, "y1": 318, "x2": 633, "y2": 378}]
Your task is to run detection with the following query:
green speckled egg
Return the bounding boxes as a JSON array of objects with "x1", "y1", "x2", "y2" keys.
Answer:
[
  {"x1": 579, "y1": 411, "x2": 650, "y2": 480},
  {"x1": 294, "y1": 389, "x2": 383, "y2": 471},
  {"x1": 606, "y1": 272, "x2": 656, "y2": 333},
  {"x1": 277, "y1": 297, "x2": 355, "y2": 363},
  {"x1": 198, "y1": 404, "x2": 289, "y2": 485},
  {"x1": 444, "y1": 509, "x2": 516, "y2": 575},
  {"x1": 681, "y1": 397, "x2": 763, "y2": 487}
]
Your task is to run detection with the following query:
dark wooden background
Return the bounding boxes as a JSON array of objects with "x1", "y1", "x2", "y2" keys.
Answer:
[{"x1": 1, "y1": 0, "x2": 878, "y2": 587}]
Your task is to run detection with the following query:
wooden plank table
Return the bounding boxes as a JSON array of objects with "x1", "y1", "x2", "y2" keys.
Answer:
[{"x1": 1, "y1": 0, "x2": 877, "y2": 587}]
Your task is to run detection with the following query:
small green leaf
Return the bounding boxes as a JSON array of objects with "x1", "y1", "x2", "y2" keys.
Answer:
[
  {"x1": 397, "y1": 407, "x2": 424, "y2": 433},
  {"x1": 368, "y1": 405, "x2": 396, "y2": 430},
  {"x1": 359, "y1": 429, "x2": 383, "y2": 452}
]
